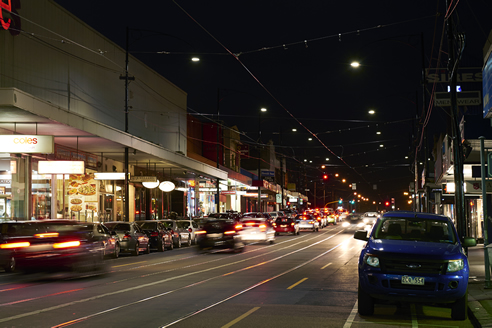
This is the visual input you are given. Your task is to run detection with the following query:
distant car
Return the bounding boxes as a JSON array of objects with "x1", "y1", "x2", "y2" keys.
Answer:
[
  {"x1": 273, "y1": 217, "x2": 299, "y2": 235},
  {"x1": 135, "y1": 220, "x2": 173, "y2": 251},
  {"x1": 160, "y1": 219, "x2": 185, "y2": 248},
  {"x1": 196, "y1": 219, "x2": 244, "y2": 253},
  {"x1": 354, "y1": 211, "x2": 477, "y2": 320},
  {"x1": 79, "y1": 222, "x2": 120, "y2": 258},
  {"x1": 309, "y1": 211, "x2": 326, "y2": 228},
  {"x1": 206, "y1": 212, "x2": 241, "y2": 224},
  {"x1": 12, "y1": 220, "x2": 107, "y2": 274},
  {"x1": 237, "y1": 216, "x2": 275, "y2": 244},
  {"x1": 295, "y1": 214, "x2": 319, "y2": 232},
  {"x1": 175, "y1": 219, "x2": 200, "y2": 245},
  {"x1": 104, "y1": 221, "x2": 150, "y2": 256},
  {"x1": 362, "y1": 212, "x2": 379, "y2": 225}
]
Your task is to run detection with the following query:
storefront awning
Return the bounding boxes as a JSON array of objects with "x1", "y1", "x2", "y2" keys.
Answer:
[{"x1": 0, "y1": 88, "x2": 227, "y2": 181}]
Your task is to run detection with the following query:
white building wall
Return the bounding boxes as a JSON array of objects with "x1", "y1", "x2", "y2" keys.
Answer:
[{"x1": 0, "y1": 0, "x2": 187, "y2": 153}]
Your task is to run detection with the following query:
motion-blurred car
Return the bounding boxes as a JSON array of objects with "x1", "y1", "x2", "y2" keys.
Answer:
[
  {"x1": 12, "y1": 220, "x2": 107, "y2": 274},
  {"x1": 196, "y1": 219, "x2": 244, "y2": 252},
  {"x1": 273, "y1": 217, "x2": 299, "y2": 235},
  {"x1": 136, "y1": 220, "x2": 173, "y2": 251},
  {"x1": 362, "y1": 212, "x2": 379, "y2": 225},
  {"x1": 237, "y1": 216, "x2": 275, "y2": 244},
  {"x1": 354, "y1": 211, "x2": 477, "y2": 320},
  {"x1": 175, "y1": 219, "x2": 199, "y2": 245},
  {"x1": 343, "y1": 213, "x2": 372, "y2": 230},
  {"x1": 104, "y1": 221, "x2": 150, "y2": 256},
  {"x1": 0, "y1": 221, "x2": 34, "y2": 272},
  {"x1": 295, "y1": 214, "x2": 319, "y2": 232}
]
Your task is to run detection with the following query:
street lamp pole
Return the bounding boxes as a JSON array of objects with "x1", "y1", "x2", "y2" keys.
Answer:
[
  {"x1": 120, "y1": 27, "x2": 135, "y2": 222},
  {"x1": 257, "y1": 108, "x2": 266, "y2": 212},
  {"x1": 216, "y1": 88, "x2": 221, "y2": 214}
]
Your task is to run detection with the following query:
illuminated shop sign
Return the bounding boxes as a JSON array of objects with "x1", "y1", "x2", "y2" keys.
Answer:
[
  {"x1": 38, "y1": 161, "x2": 85, "y2": 174},
  {"x1": 94, "y1": 172, "x2": 126, "y2": 180},
  {"x1": 0, "y1": 135, "x2": 54, "y2": 153},
  {"x1": 1, "y1": 0, "x2": 21, "y2": 36}
]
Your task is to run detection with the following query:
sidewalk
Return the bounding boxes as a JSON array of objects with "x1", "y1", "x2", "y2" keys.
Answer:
[{"x1": 467, "y1": 246, "x2": 492, "y2": 327}]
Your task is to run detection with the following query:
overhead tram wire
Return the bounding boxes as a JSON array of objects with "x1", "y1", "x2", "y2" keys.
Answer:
[{"x1": 174, "y1": 0, "x2": 423, "y2": 188}]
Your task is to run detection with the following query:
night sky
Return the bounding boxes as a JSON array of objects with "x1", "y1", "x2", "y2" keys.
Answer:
[{"x1": 52, "y1": 0, "x2": 492, "y2": 207}]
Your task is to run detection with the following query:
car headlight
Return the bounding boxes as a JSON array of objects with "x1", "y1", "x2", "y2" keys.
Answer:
[
  {"x1": 364, "y1": 255, "x2": 380, "y2": 268},
  {"x1": 447, "y1": 259, "x2": 464, "y2": 272}
]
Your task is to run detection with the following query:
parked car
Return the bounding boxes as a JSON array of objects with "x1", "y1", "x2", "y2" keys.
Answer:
[
  {"x1": 175, "y1": 219, "x2": 200, "y2": 245},
  {"x1": 12, "y1": 220, "x2": 107, "y2": 274},
  {"x1": 295, "y1": 214, "x2": 319, "y2": 232},
  {"x1": 237, "y1": 216, "x2": 275, "y2": 244},
  {"x1": 0, "y1": 221, "x2": 34, "y2": 272},
  {"x1": 160, "y1": 219, "x2": 185, "y2": 248},
  {"x1": 273, "y1": 217, "x2": 299, "y2": 235},
  {"x1": 354, "y1": 211, "x2": 477, "y2": 320},
  {"x1": 196, "y1": 219, "x2": 244, "y2": 253},
  {"x1": 135, "y1": 220, "x2": 173, "y2": 251},
  {"x1": 78, "y1": 222, "x2": 120, "y2": 258},
  {"x1": 104, "y1": 221, "x2": 150, "y2": 256}
]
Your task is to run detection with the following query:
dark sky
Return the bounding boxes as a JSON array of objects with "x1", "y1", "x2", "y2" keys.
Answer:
[{"x1": 52, "y1": 0, "x2": 492, "y2": 207}]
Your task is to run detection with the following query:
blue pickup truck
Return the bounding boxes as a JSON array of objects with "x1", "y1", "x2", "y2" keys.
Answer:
[{"x1": 354, "y1": 211, "x2": 476, "y2": 320}]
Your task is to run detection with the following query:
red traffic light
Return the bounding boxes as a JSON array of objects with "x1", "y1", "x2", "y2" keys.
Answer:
[
  {"x1": 323, "y1": 174, "x2": 328, "y2": 180},
  {"x1": 385, "y1": 201, "x2": 390, "y2": 206}
]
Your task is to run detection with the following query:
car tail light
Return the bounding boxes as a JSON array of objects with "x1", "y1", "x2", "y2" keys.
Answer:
[
  {"x1": 291, "y1": 222, "x2": 295, "y2": 226},
  {"x1": 224, "y1": 230, "x2": 236, "y2": 235},
  {"x1": 138, "y1": 236, "x2": 147, "y2": 242},
  {"x1": 272, "y1": 222, "x2": 276, "y2": 226},
  {"x1": 53, "y1": 241, "x2": 81, "y2": 249},
  {"x1": 188, "y1": 228, "x2": 192, "y2": 233},
  {"x1": 150, "y1": 232, "x2": 159, "y2": 237},
  {"x1": 35, "y1": 232, "x2": 59, "y2": 238},
  {"x1": 246, "y1": 222, "x2": 256, "y2": 227},
  {"x1": 0, "y1": 242, "x2": 30, "y2": 249},
  {"x1": 123, "y1": 234, "x2": 132, "y2": 240},
  {"x1": 235, "y1": 224, "x2": 243, "y2": 230},
  {"x1": 195, "y1": 230, "x2": 207, "y2": 235}
]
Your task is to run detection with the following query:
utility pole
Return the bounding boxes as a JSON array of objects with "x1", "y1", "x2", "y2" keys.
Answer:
[
  {"x1": 216, "y1": 88, "x2": 221, "y2": 214},
  {"x1": 120, "y1": 27, "x2": 135, "y2": 222},
  {"x1": 446, "y1": 1, "x2": 466, "y2": 240}
]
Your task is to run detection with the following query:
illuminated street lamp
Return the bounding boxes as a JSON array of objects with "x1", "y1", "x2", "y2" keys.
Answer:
[{"x1": 350, "y1": 61, "x2": 360, "y2": 68}]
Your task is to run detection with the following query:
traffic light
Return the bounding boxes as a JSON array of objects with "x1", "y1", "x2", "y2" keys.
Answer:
[
  {"x1": 338, "y1": 199, "x2": 343, "y2": 204},
  {"x1": 323, "y1": 174, "x2": 328, "y2": 180},
  {"x1": 385, "y1": 201, "x2": 390, "y2": 206}
]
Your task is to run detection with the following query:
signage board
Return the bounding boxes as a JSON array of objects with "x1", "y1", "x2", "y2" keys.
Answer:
[
  {"x1": 130, "y1": 176, "x2": 157, "y2": 183},
  {"x1": 0, "y1": 135, "x2": 54, "y2": 154},
  {"x1": 484, "y1": 51, "x2": 492, "y2": 118},
  {"x1": 434, "y1": 91, "x2": 481, "y2": 107},
  {"x1": 38, "y1": 161, "x2": 85, "y2": 174},
  {"x1": 94, "y1": 172, "x2": 126, "y2": 180},
  {"x1": 276, "y1": 193, "x2": 282, "y2": 203}
]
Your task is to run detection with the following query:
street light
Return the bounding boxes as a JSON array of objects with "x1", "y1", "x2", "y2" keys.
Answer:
[{"x1": 257, "y1": 107, "x2": 267, "y2": 212}]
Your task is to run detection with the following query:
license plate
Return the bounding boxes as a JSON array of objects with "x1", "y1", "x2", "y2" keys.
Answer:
[{"x1": 402, "y1": 275, "x2": 425, "y2": 285}]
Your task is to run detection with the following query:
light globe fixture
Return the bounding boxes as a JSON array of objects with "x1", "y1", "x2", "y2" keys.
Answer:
[
  {"x1": 143, "y1": 180, "x2": 160, "y2": 189},
  {"x1": 159, "y1": 181, "x2": 175, "y2": 192}
]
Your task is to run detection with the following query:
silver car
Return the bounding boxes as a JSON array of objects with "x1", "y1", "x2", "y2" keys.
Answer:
[
  {"x1": 237, "y1": 217, "x2": 275, "y2": 244},
  {"x1": 104, "y1": 221, "x2": 150, "y2": 256},
  {"x1": 175, "y1": 219, "x2": 199, "y2": 245},
  {"x1": 296, "y1": 214, "x2": 320, "y2": 232}
]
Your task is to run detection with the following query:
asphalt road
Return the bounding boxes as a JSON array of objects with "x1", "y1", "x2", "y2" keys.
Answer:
[{"x1": 0, "y1": 224, "x2": 479, "y2": 328}]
